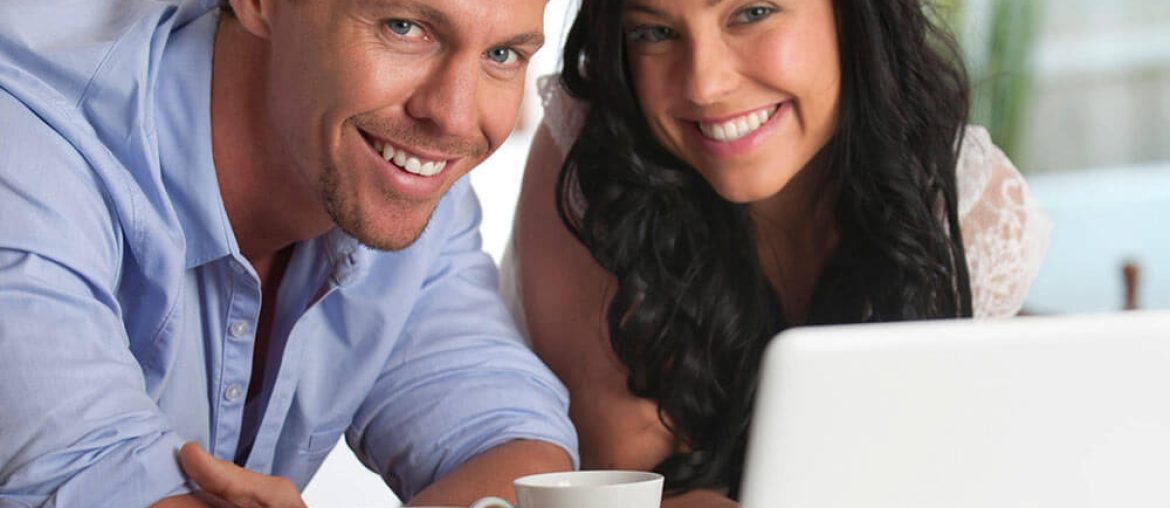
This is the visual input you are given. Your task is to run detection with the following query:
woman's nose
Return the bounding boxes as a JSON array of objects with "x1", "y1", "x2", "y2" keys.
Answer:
[{"x1": 680, "y1": 35, "x2": 741, "y2": 106}]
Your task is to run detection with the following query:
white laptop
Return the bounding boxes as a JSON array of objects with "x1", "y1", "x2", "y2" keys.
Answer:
[{"x1": 739, "y1": 310, "x2": 1170, "y2": 507}]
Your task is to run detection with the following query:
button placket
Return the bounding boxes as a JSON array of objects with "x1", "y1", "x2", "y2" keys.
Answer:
[{"x1": 212, "y1": 256, "x2": 262, "y2": 460}]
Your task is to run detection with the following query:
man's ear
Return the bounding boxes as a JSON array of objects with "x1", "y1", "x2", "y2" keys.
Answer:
[{"x1": 228, "y1": 0, "x2": 274, "y2": 39}]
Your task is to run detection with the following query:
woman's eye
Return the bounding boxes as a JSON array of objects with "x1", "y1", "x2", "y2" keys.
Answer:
[
  {"x1": 627, "y1": 25, "x2": 676, "y2": 44},
  {"x1": 734, "y1": 6, "x2": 776, "y2": 24},
  {"x1": 386, "y1": 19, "x2": 423, "y2": 38},
  {"x1": 486, "y1": 47, "x2": 519, "y2": 66}
]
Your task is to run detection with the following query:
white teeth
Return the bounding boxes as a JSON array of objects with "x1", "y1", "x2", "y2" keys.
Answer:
[
  {"x1": 698, "y1": 106, "x2": 776, "y2": 142},
  {"x1": 371, "y1": 137, "x2": 449, "y2": 177},
  {"x1": 735, "y1": 118, "x2": 750, "y2": 136},
  {"x1": 723, "y1": 123, "x2": 739, "y2": 140},
  {"x1": 747, "y1": 113, "x2": 761, "y2": 130}
]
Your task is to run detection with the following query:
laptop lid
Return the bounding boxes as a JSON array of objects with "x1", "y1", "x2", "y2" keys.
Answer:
[{"x1": 739, "y1": 311, "x2": 1170, "y2": 507}]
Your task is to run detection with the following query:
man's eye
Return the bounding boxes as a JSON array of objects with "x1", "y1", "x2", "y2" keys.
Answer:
[
  {"x1": 486, "y1": 47, "x2": 519, "y2": 65},
  {"x1": 734, "y1": 6, "x2": 776, "y2": 24},
  {"x1": 627, "y1": 25, "x2": 676, "y2": 44},
  {"x1": 386, "y1": 19, "x2": 423, "y2": 38}
]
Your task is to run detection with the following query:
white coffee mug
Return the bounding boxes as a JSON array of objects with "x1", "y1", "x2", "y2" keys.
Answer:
[{"x1": 468, "y1": 470, "x2": 663, "y2": 508}]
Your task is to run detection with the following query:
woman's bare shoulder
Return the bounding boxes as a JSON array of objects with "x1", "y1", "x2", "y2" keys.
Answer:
[{"x1": 513, "y1": 122, "x2": 678, "y2": 469}]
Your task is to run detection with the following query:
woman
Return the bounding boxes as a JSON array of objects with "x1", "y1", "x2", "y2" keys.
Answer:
[{"x1": 502, "y1": 0, "x2": 1049, "y2": 505}]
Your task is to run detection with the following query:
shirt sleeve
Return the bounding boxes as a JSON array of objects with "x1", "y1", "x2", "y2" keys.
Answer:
[
  {"x1": 0, "y1": 92, "x2": 191, "y2": 507},
  {"x1": 346, "y1": 182, "x2": 579, "y2": 501},
  {"x1": 957, "y1": 126, "x2": 1053, "y2": 317}
]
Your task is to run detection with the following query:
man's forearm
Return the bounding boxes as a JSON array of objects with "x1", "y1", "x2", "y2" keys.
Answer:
[{"x1": 406, "y1": 440, "x2": 573, "y2": 506}]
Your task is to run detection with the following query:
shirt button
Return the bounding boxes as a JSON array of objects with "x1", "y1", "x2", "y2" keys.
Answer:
[
  {"x1": 229, "y1": 321, "x2": 251, "y2": 338},
  {"x1": 224, "y1": 384, "x2": 243, "y2": 402}
]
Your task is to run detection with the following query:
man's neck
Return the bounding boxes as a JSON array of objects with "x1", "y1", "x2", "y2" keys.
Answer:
[{"x1": 210, "y1": 15, "x2": 333, "y2": 268}]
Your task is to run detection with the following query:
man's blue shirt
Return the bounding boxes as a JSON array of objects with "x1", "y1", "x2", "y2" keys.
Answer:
[{"x1": 0, "y1": 2, "x2": 577, "y2": 506}]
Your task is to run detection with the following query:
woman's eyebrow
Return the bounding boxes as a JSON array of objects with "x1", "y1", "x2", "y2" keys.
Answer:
[
  {"x1": 626, "y1": 2, "x2": 667, "y2": 17},
  {"x1": 627, "y1": 0, "x2": 727, "y2": 17}
]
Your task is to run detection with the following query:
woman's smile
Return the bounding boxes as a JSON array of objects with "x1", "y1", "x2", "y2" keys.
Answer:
[{"x1": 686, "y1": 101, "x2": 791, "y2": 161}]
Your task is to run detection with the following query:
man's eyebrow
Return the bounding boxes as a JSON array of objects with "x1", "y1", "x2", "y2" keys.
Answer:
[
  {"x1": 360, "y1": 0, "x2": 453, "y2": 29},
  {"x1": 497, "y1": 31, "x2": 545, "y2": 50},
  {"x1": 360, "y1": 0, "x2": 543, "y2": 50}
]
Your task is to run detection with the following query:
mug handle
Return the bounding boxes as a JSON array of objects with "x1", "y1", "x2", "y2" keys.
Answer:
[{"x1": 468, "y1": 496, "x2": 515, "y2": 508}]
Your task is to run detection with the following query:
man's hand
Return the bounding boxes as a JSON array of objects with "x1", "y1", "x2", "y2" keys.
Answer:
[{"x1": 151, "y1": 442, "x2": 307, "y2": 508}]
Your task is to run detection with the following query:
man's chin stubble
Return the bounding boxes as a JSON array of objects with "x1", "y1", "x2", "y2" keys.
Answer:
[{"x1": 319, "y1": 168, "x2": 431, "y2": 252}]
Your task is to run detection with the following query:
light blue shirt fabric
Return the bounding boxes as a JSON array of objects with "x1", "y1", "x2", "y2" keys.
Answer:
[{"x1": 0, "y1": 2, "x2": 578, "y2": 506}]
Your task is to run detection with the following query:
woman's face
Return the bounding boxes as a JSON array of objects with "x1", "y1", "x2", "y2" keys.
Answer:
[{"x1": 623, "y1": 0, "x2": 840, "y2": 204}]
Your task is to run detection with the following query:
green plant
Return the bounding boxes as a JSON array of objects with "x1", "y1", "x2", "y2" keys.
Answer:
[{"x1": 938, "y1": 0, "x2": 1043, "y2": 166}]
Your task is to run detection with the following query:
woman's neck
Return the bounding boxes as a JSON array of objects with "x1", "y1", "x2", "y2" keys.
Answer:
[{"x1": 749, "y1": 151, "x2": 840, "y2": 325}]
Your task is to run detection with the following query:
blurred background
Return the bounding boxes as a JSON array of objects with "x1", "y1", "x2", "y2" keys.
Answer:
[
  {"x1": 941, "y1": 0, "x2": 1170, "y2": 314},
  {"x1": 304, "y1": 0, "x2": 1170, "y2": 505}
]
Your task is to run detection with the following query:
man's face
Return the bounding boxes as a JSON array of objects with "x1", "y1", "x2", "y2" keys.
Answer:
[{"x1": 263, "y1": 0, "x2": 545, "y2": 250}]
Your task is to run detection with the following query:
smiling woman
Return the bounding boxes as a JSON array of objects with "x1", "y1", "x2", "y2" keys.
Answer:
[{"x1": 504, "y1": 0, "x2": 1051, "y2": 503}]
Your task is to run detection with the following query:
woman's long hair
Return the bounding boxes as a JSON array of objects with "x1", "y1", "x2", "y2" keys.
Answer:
[{"x1": 556, "y1": 0, "x2": 974, "y2": 496}]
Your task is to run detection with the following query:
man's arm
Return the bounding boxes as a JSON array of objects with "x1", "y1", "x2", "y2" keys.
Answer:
[
  {"x1": 346, "y1": 180, "x2": 579, "y2": 501},
  {"x1": 407, "y1": 440, "x2": 571, "y2": 506},
  {"x1": 0, "y1": 92, "x2": 194, "y2": 506}
]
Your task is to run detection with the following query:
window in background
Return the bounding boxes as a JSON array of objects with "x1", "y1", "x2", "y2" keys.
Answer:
[{"x1": 946, "y1": 0, "x2": 1170, "y2": 313}]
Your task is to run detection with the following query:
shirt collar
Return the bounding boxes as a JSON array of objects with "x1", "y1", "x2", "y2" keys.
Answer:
[
  {"x1": 321, "y1": 229, "x2": 371, "y2": 286},
  {"x1": 155, "y1": 9, "x2": 236, "y2": 270}
]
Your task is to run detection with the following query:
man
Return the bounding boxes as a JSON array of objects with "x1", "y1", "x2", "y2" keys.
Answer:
[{"x1": 0, "y1": 0, "x2": 576, "y2": 506}]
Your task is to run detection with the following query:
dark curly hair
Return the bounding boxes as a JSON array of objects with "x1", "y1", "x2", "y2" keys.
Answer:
[{"x1": 556, "y1": 0, "x2": 974, "y2": 497}]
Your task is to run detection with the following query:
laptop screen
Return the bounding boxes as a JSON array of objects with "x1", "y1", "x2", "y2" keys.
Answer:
[{"x1": 739, "y1": 311, "x2": 1170, "y2": 507}]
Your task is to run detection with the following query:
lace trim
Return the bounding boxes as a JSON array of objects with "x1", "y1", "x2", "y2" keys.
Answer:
[{"x1": 956, "y1": 128, "x2": 1053, "y2": 317}]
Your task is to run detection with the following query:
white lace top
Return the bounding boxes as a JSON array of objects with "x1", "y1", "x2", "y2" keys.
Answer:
[{"x1": 501, "y1": 77, "x2": 1051, "y2": 321}]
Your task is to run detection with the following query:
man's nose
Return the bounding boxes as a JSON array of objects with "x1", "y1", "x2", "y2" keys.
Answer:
[{"x1": 404, "y1": 51, "x2": 480, "y2": 138}]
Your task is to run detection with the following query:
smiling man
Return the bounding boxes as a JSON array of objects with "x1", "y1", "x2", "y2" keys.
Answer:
[{"x1": 0, "y1": 0, "x2": 575, "y2": 506}]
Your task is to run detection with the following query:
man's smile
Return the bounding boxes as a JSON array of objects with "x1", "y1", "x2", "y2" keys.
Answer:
[{"x1": 358, "y1": 129, "x2": 453, "y2": 178}]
